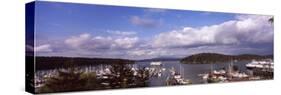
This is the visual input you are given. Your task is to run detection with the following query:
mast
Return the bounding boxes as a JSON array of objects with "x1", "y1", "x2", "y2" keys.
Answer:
[
  {"x1": 180, "y1": 63, "x2": 182, "y2": 76},
  {"x1": 211, "y1": 61, "x2": 214, "y2": 74},
  {"x1": 228, "y1": 57, "x2": 233, "y2": 74},
  {"x1": 180, "y1": 63, "x2": 183, "y2": 78}
]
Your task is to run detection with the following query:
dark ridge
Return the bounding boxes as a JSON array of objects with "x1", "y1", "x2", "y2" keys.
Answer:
[
  {"x1": 137, "y1": 57, "x2": 181, "y2": 62},
  {"x1": 180, "y1": 53, "x2": 273, "y2": 64},
  {"x1": 29, "y1": 56, "x2": 135, "y2": 70}
]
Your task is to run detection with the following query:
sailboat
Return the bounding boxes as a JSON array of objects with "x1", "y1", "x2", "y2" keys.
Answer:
[
  {"x1": 167, "y1": 64, "x2": 191, "y2": 85},
  {"x1": 202, "y1": 62, "x2": 226, "y2": 83},
  {"x1": 178, "y1": 63, "x2": 191, "y2": 84}
]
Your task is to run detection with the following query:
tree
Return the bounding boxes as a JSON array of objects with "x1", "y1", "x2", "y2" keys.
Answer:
[
  {"x1": 39, "y1": 68, "x2": 87, "y2": 93},
  {"x1": 38, "y1": 58, "x2": 99, "y2": 93}
]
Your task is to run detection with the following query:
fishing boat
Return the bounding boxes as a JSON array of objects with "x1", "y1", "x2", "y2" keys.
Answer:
[
  {"x1": 200, "y1": 70, "x2": 227, "y2": 83},
  {"x1": 199, "y1": 62, "x2": 225, "y2": 83}
]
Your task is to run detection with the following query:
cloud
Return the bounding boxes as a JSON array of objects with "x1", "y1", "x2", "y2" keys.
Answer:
[
  {"x1": 128, "y1": 48, "x2": 169, "y2": 57},
  {"x1": 36, "y1": 14, "x2": 273, "y2": 59},
  {"x1": 64, "y1": 33, "x2": 91, "y2": 48},
  {"x1": 130, "y1": 16, "x2": 161, "y2": 28},
  {"x1": 64, "y1": 33, "x2": 139, "y2": 51},
  {"x1": 112, "y1": 37, "x2": 139, "y2": 49},
  {"x1": 152, "y1": 15, "x2": 273, "y2": 49},
  {"x1": 35, "y1": 44, "x2": 53, "y2": 52},
  {"x1": 106, "y1": 30, "x2": 136, "y2": 36}
]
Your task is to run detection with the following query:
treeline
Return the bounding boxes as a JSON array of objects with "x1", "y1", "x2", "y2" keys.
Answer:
[
  {"x1": 180, "y1": 53, "x2": 273, "y2": 64},
  {"x1": 26, "y1": 56, "x2": 135, "y2": 70},
  {"x1": 137, "y1": 57, "x2": 180, "y2": 62},
  {"x1": 38, "y1": 64, "x2": 149, "y2": 93}
]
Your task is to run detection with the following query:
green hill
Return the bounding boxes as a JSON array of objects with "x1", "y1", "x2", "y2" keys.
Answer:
[{"x1": 180, "y1": 53, "x2": 272, "y2": 64}]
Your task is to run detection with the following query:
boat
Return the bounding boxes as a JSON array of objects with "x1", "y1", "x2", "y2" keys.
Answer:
[
  {"x1": 150, "y1": 61, "x2": 162, "y2": 66},
  {"x1": 200, "y1": 60, "x2": 251, "y2": 83},
  {"x1": 246, "y1": 59, "x2": 274, "y2": 70},
  {"x1": 206, "y1": 74, "x2": 226, "y2": 83},
  {"x1": 246, "y1": 59, "x2": 274, "y2": 78},
  {"x1": 166, "y1": 64, "x2": 192, "y2": 85},
  {"x1": 200, "y1": 62, "x2": 226, "y2": 83},
  {"x1": 201, "y1": 72, "x2": 227, "y2": 83},
  {"x1": 178, "y1": 63, "x2": 191, "y2": 85},
  {"x1": 149, "y1": 61, "x2": 164, "y2": 77}
]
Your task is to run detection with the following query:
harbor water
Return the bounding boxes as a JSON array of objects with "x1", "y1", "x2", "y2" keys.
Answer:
[{"x1": 36, "y1": 60, "x2": 250, "y2": 87}]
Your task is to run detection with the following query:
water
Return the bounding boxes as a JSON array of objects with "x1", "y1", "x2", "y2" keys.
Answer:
[
  {"x1": 136, "y1": 60, "x2": 249, "y2": 85},
  {"x1": 36, "y1": 60, "x2": 250, "y2": 87}
]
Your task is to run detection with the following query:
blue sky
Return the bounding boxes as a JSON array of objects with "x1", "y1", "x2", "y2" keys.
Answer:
[
  {"x1": 32, "y1": 1, "x2": 273, "y2": 59},
  {"x1": 35, "y1": 1, "x2": 235, "y2": 40}
]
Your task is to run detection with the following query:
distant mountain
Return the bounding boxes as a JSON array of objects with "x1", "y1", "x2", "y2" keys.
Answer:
[
  {"x1": 31, "y1": 56, "x2": 135, "y2": 70},
  {"x1": 180, "y1": 53, "x2": 273, "y2": 64},
  {"x1": 137, "y1": 57, "x2": 181, "y2": 62}
]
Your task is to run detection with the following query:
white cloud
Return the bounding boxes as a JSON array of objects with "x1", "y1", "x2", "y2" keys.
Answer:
[
  {"x1": 64, "y1": 33, "x2": 139, "y2": 50},
  {"x1": 92, "y1": 36, "x2": 139, "y2": 49},
  {"x1": 106, "y1": 30, "x2": 136, "y2": 36},
  {"x1": 37, "y1": 15, "x2": 273, "y2": 59},
  {"x1": 130, "y1": 16, "x2": 161, "y2": 28},
  {"x1": 152, "y1": 15, "x2": 273, "y2": 48},
  {"x1": 127, "y1": 48, "x2": 175, "y2": 59},
  {"x1": 235, "y1": 15, "x2": 273, "y2": 43},
  {"x1": 113, "y1": 37, "x2": 139, "y2": 49},
  {"x1": 64, "y1": 33, "x2": 91, "y2": 48},
  {"x1": 35, "y1": 44, "x2": 52, "y2": 52}
]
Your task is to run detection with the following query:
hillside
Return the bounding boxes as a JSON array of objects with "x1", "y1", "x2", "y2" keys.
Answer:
[
  {"x1": 137, "y1": 57, "x2": 181, "y2": 62},
  {"x1": 26, "y1": 56, "x2": 135, "y2": 70},
  {"x1": 180, "y1": 53, "x2": 273, "y2": 64}
]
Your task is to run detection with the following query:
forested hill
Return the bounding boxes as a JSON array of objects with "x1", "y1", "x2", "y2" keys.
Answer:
[
  {"x1": 180, "y1": 53, "x2": 273, "y2": 64},
  {"x1": 27, "y1": 56, "x2": 135, "y2": 70}
]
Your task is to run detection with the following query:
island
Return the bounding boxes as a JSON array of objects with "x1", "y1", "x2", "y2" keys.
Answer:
[{"x1": 180, "y1": 53, "x2": 273, "y2": 64}]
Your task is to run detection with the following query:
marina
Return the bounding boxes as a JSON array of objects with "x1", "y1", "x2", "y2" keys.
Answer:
[
  {"x1": 34, "y1": 59, "x2": 274, "y2": 90},
  {"x1": 25, "y1": 1, "x2": 274, "y2": 94}
]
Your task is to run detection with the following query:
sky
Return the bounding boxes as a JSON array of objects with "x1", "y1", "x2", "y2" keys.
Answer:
[{"x1": 29, "y1": 1, "x2": 274, "y2": 60}]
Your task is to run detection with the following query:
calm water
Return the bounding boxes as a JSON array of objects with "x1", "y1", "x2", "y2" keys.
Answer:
[
  {"x1": 36, "y1": 60, "x2": 250, "y2": 86},
  {"x1": 136, "y1": 60, "x2": 250, "y2": 85}
]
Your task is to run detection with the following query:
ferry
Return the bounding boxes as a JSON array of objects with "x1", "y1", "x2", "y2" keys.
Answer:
[
  {"x1": 150, "y1": 61, "x2": 162, "y2": 66},
  {"x1": 246, "y1": 59, "x2": 274, "y2": 78},
  {"x1": 246, "y1": 59, "x2": 274, "y2": 70}
]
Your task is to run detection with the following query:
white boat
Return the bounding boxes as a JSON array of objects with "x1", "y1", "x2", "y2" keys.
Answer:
[
  {"x1": 246, "y1": 59, "x2": 274, "y2": 70},
  {"x1": 213, "y1": 70, "x2": 226, "y2": 75},
  {"x1": 157, "y1": 72, "x2": 162, "y2": 77},
  {"x1": 150, "y1": 61, "x2": 162, "y2": 66},
  {"x1": 232, "y1": 72, "x2": 249, "y2": 78},
  {"x1": 167, "y1": 64, "x2": 191, "y2": 85}
]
